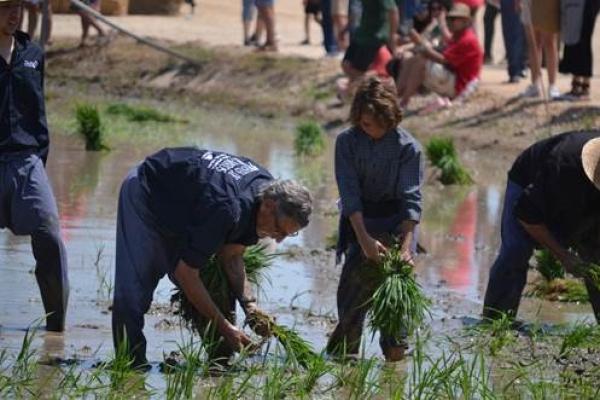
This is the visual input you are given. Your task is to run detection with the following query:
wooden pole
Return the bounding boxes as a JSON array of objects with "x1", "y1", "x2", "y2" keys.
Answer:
[{"x1": 69, "y1": 0, "x2": 202, "y2": 66}]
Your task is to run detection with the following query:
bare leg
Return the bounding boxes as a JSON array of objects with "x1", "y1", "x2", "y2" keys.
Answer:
[
  {"x1": 257, "y1": 4, "x2": 276, "y2": 50},
  {"x1": 303, "y1": 14, "x2": 310, "y2": 43},
  {"x1": 524, "y1": 24, "x2": 540, "y2": 85},
  {"x1": 541, "y1": 31, "x2": 558, "y2": 86},
  {"x1": 399, "y1": 55, "x2": 427, "y2": 107}
]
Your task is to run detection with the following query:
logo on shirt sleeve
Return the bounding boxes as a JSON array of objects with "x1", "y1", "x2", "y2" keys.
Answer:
[{"x1": 206, "y1": 153, "x2": 259, "y2": 180}]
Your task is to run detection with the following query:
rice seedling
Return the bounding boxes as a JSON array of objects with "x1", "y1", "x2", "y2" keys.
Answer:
[
  {"x1": 269, "y1": 324, "x2": 320, "y2": 369},
  {"x1": 575, "y1": 261, "x2": 600, "y2": 289},
  {"x1": 527, "y1": 249, "x2": 589, "y2": 302},
  {"x1": 106, "y1": 102, "x2": 183, "y2": 123},
  {"x1": 333, "y1": 356, "x2": 381, "y2": 400},
  {"x1": 534, "y1": 249, "x2": 564, "y2": 281},
  {"x1": 367, "y1": 247, "x2": 431, "y2": 340},
  {"x1": 75, "y1": 104, "x2": 109, "y2": 151},
  {"x1": 164, "y1": 338, "x2": 205, "y2": 400},
  {"x1": 295, "y1": 121, "x2": 326, "y2": 157},
  {"x1": 468, "y1": 313, "x2": 517, "y2": 356},
  {"x1": 559, "y1": 322, "x2": 600, "y2": 357},
  {"x1": 425, "y1": 137, "x2": 473, "y2": 185}
]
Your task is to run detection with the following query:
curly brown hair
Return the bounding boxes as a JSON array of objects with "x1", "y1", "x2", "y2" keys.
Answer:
[{"x1": 349, "y1": 76, "x2": 402, "y2": 131}]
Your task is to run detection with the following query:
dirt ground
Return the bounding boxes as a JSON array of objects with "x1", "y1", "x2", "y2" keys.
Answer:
[{"x1": 43, "y1": 0, "x2": 600, "y2": 103}]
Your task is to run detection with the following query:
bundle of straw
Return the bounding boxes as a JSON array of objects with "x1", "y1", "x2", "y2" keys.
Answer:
[{"x1": 367, "y1": 248, "x2": 431, "y2": 340}]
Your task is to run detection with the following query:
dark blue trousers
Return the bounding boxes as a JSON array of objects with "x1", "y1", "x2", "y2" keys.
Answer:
[
  {"x1": 0, "y1": 153, "x2": 69, "y2": 332},
  {"x1": 112, "y1": 167, "x2": 178, "y2": 366},
  {"x1": 500, "y1": 0, "x2": 526, "y2": 79},
  {"x1": 320, "y1": 0, "x2": 338, "y2": 54}
]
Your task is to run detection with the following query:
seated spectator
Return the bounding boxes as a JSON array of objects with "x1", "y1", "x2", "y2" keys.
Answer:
[{"x1": 394, "y1": 3, "x2": 483, "y2": 109}]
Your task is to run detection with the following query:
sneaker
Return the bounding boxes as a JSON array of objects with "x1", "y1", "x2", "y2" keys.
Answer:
[
  {"x1": 548, "y1": 85, "x2": 561, "y2": 100},
  {"x1": 520, "y1": 83, "x2": 540, "y2": 98}
]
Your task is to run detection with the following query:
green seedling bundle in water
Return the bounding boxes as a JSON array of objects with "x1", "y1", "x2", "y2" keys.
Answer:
[
  {"x1": 367, "y1": 248, "x2": 431, "y2": 340},
  {"x1": 269, "y1": 324, "x2": 320, "y2": 369},
  {"x1": 425, "y1": 137, "x2": 472, "y2": 185},
  {"x1": 294, "y1": 121, "x2": 326, "y2": 157},
  {"x1": 75, "y1": 104, "x2": 109, "y2": 151}
]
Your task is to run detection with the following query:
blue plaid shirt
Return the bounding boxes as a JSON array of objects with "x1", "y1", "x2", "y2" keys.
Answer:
[{"x1": 335, "y1": 126, "x2": 424, "y2": 222}]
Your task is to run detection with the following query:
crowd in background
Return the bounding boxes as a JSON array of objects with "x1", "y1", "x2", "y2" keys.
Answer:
[{"x1": 240, "y1": 0, "x2": 599, "y2": 111}]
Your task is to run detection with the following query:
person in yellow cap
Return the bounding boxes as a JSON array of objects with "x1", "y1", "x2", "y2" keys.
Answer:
[
  {"x1": 0, "y1": 0, "x2": 69, "y2": 332},
  {"x1": 483, "y1": 130, "x2": 600, "y2": 323}
]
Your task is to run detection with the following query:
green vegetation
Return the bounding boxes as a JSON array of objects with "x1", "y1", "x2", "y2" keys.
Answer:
[
  {"x1": 368, "y1": 248, "x2": 431, "y2": 340},
  {"x1": 270, "y1": 324, "x2": 320, "y2": 369},
  {"x1": 295, "y1": 121, "x2": 326, "y2": 156},
  {"x1": 425, "y1": 137, "x2": 473, "y2": 185},
  {"x1": 559, "y1": 322, "x2": 600, "y2": 356},
  {"x1": 106, "y1": 103, "x2": 184, "y2": 123},
  {"x1": 75, "y1": 104, "x2": 109, "y2": 151},
  {"x1": 527, "y1": 249, "x2": 592, "y2": 302}
]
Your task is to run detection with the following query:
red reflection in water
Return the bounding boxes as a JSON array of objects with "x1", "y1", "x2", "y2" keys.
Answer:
[{"x1": 441, "y1": 190, "x2": 478, "y2": 290}]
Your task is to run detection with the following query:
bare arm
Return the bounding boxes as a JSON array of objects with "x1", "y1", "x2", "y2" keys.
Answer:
[
  {"x1": 519, "y1": 220, "x2": 582, "y2": 275},
  {"x1": 218, "y1": 244, "x2": 254, "y2": 311},
  {"x1": 397, "y1": 219, "x2": 417, "y2": 265},
  {"x1": 388, "y1": 5, "x2": 400, "y2": 52},
  {"x1": 409, "y1": 29, "x2": 446, "y2": 63},
  {"x1": 173, "y1": 259, "x2": 252, "y2": 349}
]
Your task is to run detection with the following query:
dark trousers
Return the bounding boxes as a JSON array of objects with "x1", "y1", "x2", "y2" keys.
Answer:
[
  {"x1": 327, "y1": 230, "x2": 415, "y2": 357},
  {"x1": 483, "y1": 180, "x2": 600, "y2": 322},
  {"x1": 112, "y1": 167, "x2": 235, "y2": 366},
  {"x1": 560, "y1": 0, "x2": 600, "y2": 77},
  {"x1": 0, "y1": 153, "x2": 69, "y2": 332},
  {"x1": 500, "y1": 0, "x2": 526, "y2": 78},
  {"x1": 483, "y1": 4, "x2": 500, "y2": 61},
  {"x1": 320, "y1": 0, "x2": 338, "y2": 54}
]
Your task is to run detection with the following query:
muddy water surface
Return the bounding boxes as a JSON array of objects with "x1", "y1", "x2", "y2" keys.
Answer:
[{"x1": 0, "y1": 102, "x2": 596, "y2": 392}]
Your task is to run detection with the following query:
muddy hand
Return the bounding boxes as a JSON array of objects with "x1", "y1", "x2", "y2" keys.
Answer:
[{"x1": 221, "y1": 323, "x2": 253, "y2": 352}]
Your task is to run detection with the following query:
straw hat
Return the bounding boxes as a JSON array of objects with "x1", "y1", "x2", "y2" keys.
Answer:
[
  {"x1": 582, "y1": 137, "x2": 600, "y2": 190},
  {"x1": 447, "y1": 3, "x2": 472, "y2": 20}
]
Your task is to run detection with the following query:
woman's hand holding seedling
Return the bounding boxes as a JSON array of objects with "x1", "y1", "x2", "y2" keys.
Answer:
[{"x1": 360, "y1": 235, "x2": 388, "y2": 262}]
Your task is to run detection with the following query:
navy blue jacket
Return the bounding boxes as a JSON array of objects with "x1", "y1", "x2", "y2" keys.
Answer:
[
  {"x1": 0, "y1": 31, "x2": 49, "y2": 163},
  {"x1": 138, "y1": 148, "x2": 274, "y2": 270}
]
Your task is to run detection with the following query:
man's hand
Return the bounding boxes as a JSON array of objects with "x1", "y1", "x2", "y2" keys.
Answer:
[
  {"x1": 219, "y1": 322, "x2": 253, "y2": 352},
  {"x1": 245, "y1": 306, "x2": 274, "y2": 338},
  {"x1": 360, "y1": 235, "x2": 388, "y2": 263},
  {"x1": 400, "y1": 248, "x2": 415, "y2": 267}
]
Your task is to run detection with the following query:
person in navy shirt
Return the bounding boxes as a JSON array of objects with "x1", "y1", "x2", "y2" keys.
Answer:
[
  {"x1": 0, "y1": 0, "x2": 68, "y2": 333},
  {"x1": 112, "y1": 148, "x2": 313, "y2": 368}
]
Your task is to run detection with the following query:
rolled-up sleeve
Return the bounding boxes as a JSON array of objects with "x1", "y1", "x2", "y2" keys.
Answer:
[
  {"x1": 335, "y1": 134, "x2": 363, "y2": 217},
  {"x1": 396, "y1": 141, "x2": 424, "y2": 222}
]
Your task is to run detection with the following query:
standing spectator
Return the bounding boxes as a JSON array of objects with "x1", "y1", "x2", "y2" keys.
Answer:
[
  {"x1": 501, "y1": 0, "x2": 526, "y2": 82},
  {"x1": 341, "y1": 0, "x2": 399, "y2": 93},
  {"x1": 519, "y1": 0, "x2": 560, "y2": 99},
  {"x1": 348, "y1": 0, "x2": 362, "y2": 38},
  {"x1": 483, "y1": 0, "x2": 500, "y2": 64},
  {"x1": 301, "y1": 0, "x2": 321, "y2": 45},
  {"x1": 242, "y1": 0, "x2": 264, "y2": 46},
  {"x1": 327, "y1": 76, "x2": 424, "y2": 362},
  {"x1": 395, "y1": 3, "x2": 483, "y2": 108},
  {"x1": 21, "y1": 0, "x2": 52, "y2": 45},
  {"x1": 332, "y1": 0, "x2": 349, "y2": 50},
  {"x1": 256, "y1": 0, "x2": 277, "y2": 52},
  {"x1": 77, "y1": 0, "x2": 106, "y2": 47},
  {"x1": 0, "y1": 0, "x2": 69, "y2": 333},
  {"x1": 321, "y1": 0, "x2": 339, "y2": 55},
  {"x1": 558, "y1": 0, "x2": 600, "y2": 101}
]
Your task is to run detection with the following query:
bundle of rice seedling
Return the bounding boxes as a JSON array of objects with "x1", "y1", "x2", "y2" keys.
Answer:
[
  {"x1": 534, "y1": 249, "x2": 565, "y2": 281},
  {"x1": 367, "y1": 248, "x2": 431, "y2": 340},
  {"x1": 75, "y1": 104, "x2": 109, "y2": 151},
  {"x1": 294, "y1": 121, "x2": 326, "y2": 157},
  {"x1": 106, "y1": 103, "x2": 182, "y2": 123},
  {"x1": 575, "y1": 262, "x2": 600, "y2": 289},
  {"x1": 425, "y1": 137, "x2": 472, "y2": 185},
  {"x1": 270, "y1": 324, "x2": 320, "y2": 369}
]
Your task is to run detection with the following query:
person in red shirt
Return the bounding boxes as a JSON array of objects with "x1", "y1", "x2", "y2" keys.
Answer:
[{"x1": 395, "y1": 3, "x2": 483, "y2": 108}]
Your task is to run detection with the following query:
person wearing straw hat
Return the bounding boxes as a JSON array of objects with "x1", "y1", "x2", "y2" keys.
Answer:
[
  {"x1": 0, "y1": 0, "x2": 69, "y2": 332},
  {"x1": 483, "y1": 130, "x2": 600, "y2": 323},
  {"x1": 395, "y1": 2, "x2": 483, "y2": 108}
]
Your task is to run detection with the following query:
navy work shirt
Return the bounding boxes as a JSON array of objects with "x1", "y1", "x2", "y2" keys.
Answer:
[
  {"x1": 0, "y1": 31, "x2": 49, "y2": 163},
  {"x1": 508, "y1": 130, "x2": 600, "y2": 242},
  {"x1": 138, "y1": 148, "x2": 273, "y2": 270}
]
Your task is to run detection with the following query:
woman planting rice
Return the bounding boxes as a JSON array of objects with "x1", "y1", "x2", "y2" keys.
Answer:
[{"x1": 326, "y1": 76, "x2": 426, "y2": 361}]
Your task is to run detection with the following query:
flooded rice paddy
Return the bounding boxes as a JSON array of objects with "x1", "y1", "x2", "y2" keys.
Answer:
[{"x1": 0, "y1": 95, "x2": 598, "y2": 398}]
